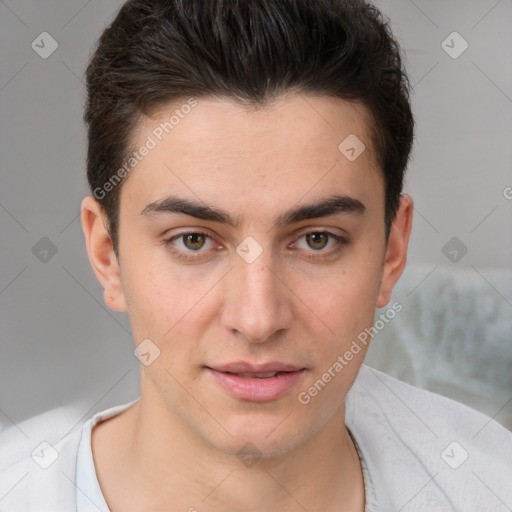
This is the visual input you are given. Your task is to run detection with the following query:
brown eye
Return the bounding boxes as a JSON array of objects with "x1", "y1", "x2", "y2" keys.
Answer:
[
  {"x1": 183, "y1": 233, "x2": 206, "y2": 251},
  {"x1": 163, "y1": 231, "x2": 220, "y2": 262},
  {"x1": 306, "y1": 232, "x2": 329, "y2": 250},
  {"x1": 292, "y1": 231, "x2": 348, "y2": 259}
]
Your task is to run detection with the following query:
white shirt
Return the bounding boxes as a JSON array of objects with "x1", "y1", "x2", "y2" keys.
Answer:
[
  {"x1": 75, "y1": 400, "x2": 137, "y2": 512},
  {"x1": 1, "y1": 364, "x2": 511, "y2": 511}
]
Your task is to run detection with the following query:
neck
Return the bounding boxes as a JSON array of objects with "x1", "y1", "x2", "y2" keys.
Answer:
[{"x1": 94, "y1": 393, "x2": 365, "y2": 512}]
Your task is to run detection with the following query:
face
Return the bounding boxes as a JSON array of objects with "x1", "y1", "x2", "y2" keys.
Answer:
[{"x1": 82, "y1": 93, "x2": 412, "y2": 459}]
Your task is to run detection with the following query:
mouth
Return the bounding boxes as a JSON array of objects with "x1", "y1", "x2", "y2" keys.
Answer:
[
  {"x1": 204, "y1": 363, "x2": 306, "y2": 402},
  {"x1": 223, "y1": 371, "x2": 287, "y2": 379}
]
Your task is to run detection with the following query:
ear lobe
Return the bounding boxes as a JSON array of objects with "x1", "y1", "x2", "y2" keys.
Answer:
[
  {"x1": 80, "y1": 195, "x2": 127, "y2": 312},
  {"x1": 376, "y1": 194, "x2": 413, "y2": 308}
]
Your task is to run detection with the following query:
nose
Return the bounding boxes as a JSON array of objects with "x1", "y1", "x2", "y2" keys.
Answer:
[{"x1": 221, "y1": 254, "x2": 293, "y2": 343}]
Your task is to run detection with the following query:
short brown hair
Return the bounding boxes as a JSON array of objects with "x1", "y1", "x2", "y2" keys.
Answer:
[{"x1": 84, "y1": 0, "x2": 414, "y2": 256}]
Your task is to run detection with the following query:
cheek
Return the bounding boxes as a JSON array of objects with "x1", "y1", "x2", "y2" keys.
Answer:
[
  {"x1": 296, "y1": 273, "x2": 379, "y2": 409},
  {"x1": 294, "y1": 264, "x2": 382, "y2": 395},
  {"x1": 306, "y1": 265, "x2": 381, "y2": 334},
  {"x1": 120, "y1": 252, "x2": 221, "y2": 352},
  {"x1": 119, "y1": 254, "x2": 181, "y2": 339}
]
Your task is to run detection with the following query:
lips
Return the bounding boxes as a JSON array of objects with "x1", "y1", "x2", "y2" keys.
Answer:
[
  {"x1": 204, "y1": 362, "x2": 306, "y2": 401},
  {"x1": 207, "y1": 361, "x2": 304, "y2": 374},
  {"x1": 236, "y1": 372, "x2": 281, "y2": 378}
]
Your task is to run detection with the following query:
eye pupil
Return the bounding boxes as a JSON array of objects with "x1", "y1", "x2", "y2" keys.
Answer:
[
  {"x1": 184, "y1": 233, "x2": 205, "y2": 250},
  {"x1": 306, "y1": 232, "x2": 328, "y2": 250}
]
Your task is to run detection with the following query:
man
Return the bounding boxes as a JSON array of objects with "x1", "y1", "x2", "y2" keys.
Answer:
[{"x1": 1, "y1": 0, "x2": 511, "y2": 510}]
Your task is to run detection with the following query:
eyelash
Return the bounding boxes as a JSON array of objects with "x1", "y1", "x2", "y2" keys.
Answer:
[{"x1": 162, "y1": 230, "x2": 349, "y2": 261}]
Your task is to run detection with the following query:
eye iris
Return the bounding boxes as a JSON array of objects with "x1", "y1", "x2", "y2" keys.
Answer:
[
  {"x1": 184, "y1": 233, "x2": 205, "y2": 251},
  {"x1": 306, "y1": 233, "x2": 328, "y2": 250}
]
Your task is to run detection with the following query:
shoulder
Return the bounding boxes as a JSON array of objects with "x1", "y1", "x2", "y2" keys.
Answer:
[
  {"x1": 349, "y1": 364, "x2": 512, "y2": 445},
  {"x1": 0, "y1": 400, "x2": 136, "y2": 511},
  {"x1": 0, "y1": 403, "x2": 84, "y2": 470},
  {"x1": 346, "y1": 365, "x2": 512, "y2": 511},
  {"x1": 0, "y1": 405, "x2": 84, "y2": 511}
]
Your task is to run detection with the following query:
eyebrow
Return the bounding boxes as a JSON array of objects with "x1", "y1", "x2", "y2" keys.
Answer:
[{"x1": 139, "y1": 194, "x2": 366, "y2": 227}]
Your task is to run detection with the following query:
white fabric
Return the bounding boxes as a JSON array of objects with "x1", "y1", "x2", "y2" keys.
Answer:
[
  {"x1": 1, "y1": 364, "x2": 511, "y2": 511},
  {"x1": 75, "y1": 400, "x2": 139, "y2": 512},
  {"x1": 349, "y1": 428, "x2": 379, "y2": 512}
]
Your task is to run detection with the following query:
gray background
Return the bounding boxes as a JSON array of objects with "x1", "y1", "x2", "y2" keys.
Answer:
[{"x1": 1, "y1": 0, "x2": 511, "y2": 430}]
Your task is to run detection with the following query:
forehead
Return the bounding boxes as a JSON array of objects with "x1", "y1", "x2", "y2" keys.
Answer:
[
  {"x1": 136, "y1": 93, "x2": 376, "y2": 161},
  {"x1": 121, "y1": 94, "x2": 382, "y2": 218}
]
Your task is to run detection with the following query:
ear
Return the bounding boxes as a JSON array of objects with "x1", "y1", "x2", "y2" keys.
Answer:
[
  {"x1": 80, "y1": 195, "x2": 127, "y2": 312},
  {"x1": 376, "y1": 194, "x2": 413, "y2": 308}
]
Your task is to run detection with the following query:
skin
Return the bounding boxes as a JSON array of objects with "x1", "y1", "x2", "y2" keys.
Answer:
[{"x1": 81, "y1": 93, "x2": 413, "y2": 512}]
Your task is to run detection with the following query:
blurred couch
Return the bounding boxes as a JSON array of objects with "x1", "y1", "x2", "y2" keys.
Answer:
[{"x1": 365, "y1": 264, "x2": 512, "y2": 431}]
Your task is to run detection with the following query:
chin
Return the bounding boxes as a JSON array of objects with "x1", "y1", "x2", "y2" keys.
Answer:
[
  {"x1": 216, "y1": 435, "x2": 302, "y2": 463},
  {"x1": 202, "y1": 415, "x2": 315, "y2": 462}
]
